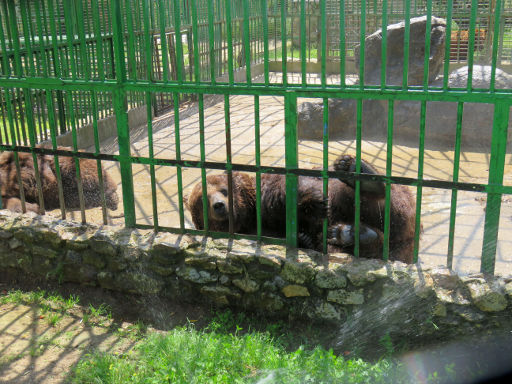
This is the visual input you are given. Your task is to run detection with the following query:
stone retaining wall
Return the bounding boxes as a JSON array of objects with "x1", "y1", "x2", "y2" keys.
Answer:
[{"x1": 0, "y1": 210, "x2": 511, "y2": 347}]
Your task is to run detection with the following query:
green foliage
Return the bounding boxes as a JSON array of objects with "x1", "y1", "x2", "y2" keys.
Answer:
[
  {"x1": 379, "y1": 332, "x2": 395, "y2": 357},
  {"x1": 72, "y1": 326, "x2": 408, "y2": 384}
]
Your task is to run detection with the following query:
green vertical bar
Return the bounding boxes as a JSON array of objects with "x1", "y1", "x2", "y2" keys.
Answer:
[
  {"x1": 261, "y1": 0, "x2": 269, "y2": 85},
  {"x1": 173, "y1": 0, "x2": 184, "y2": 83},
  {"x1": 142, "y1": 0, "x2": 152, "y2": 81},
  {"x1": 285, "y1": 93, "x2": 298, "y2": 248},
  {"x1": 402, "y1": 0, "x2": 410, "y2": 88},
  {"x1": 339, "y1": 0, "x2": 345, "y2": 87},
  {"x1": 4, "y1": 88, "x2": 27, "y2": 212},
  {"x1": 359, "y1": 0, "x2": 366, "y2": 88},
  {"x1": 91, "y1": 91, "x2": 108, "y2": 225},
  {"x1": 45, "y1": 95, "x2": 66, "y2": 219},
  {"x1": 199, "y1": 94, "x2": 208, "y2": 231},
  {"x1": 75, "y1": 0, "x2": 90, "y2": 80},
  {"x1": 320, "y1": 0, "x2": 326, "y2": 87},
  {"x1": 490, "y1": 0, "x2": 503, "y2": 92},
  {"x1": 380, "y1": 0, "x2": 388, "y2": 88},
  {"x1": 225, "y1": 0, "x2": 234, "y2": 84},
  {"x1": 146, "y1": 91, "x2": 159, "y2": 230},
  {"x1": 353, "y1": 98, "x2": 363, "y2": 257},
  {"x1": 174, "y1": 91, "x2": 185, "y2": 230},
  {"x1": 422, "y1": 1, "x2": 432, "y2": 89},
  {"x1": 300, "y1": 0, "x2": 306, "y2": 85},
  {"x1": 442, "y1": 0, "x2": 454, "y2": 89},
  {"x1": 33, "y1": 0, "x2": 49, "y2": 78},
  {"x1": 466, "y1": 0, "x2": 478, "y2": 90},
  {"x1": 111, "y1": 0, "x2": 136, "y2": 227},
  {"x1": 242, "y1": 0, "x2": 251, "y2": 84},
  {"x1": 125, "y1": 0, "x2": 137, "y2": 80},
  {"x1": 7, "y1": 0, "x2": 23, "y2": 77},
  {"x1": 63, "y1": 0, "x2": 78, "y2": 79},
  {"x1": 206, "y1": 0, "x2": 215, "y2": 83},
  {"x1": 0, "y1": 8, "x2": 10, "y2": 77},
  {"x1": 447, "y1": 102, "x2": 464, "y2": 269},
  {"x1": 382, "y1": 100, "x2": 394, "y2": 261},
  {"x1": 224, "y1": 94, "x2": 234, "y2": 234},
  {"x1": 158, "y1": 0, "x2": 169, "y2": 82},
  {"x1": 65, "y1": 90, "x2": 87, "y2": 222},
  {"x1": 254, "y1": 95, "x2": 261, "y2": 238},
  {"x1": 19, "y1": 0, "x2": 35, "y2": 77},
  {"x1": 322, "y1": 97, "x2": 329, "y2": 254},
  {"x1": 190, "y1": 0, "x2": 201, "y2": 83},
  {"x1": 413, "y1": 101, "x2": 427, "y2": 263},
  {"x1": 92, "y1": 0, "x2": 105, "y2": 80},
  {"x1": 481, "y1": 101, "x2": 510, "y2": 274},
  {"x1": 280, "y1": 0, "x2": 287, "y2": 86}
]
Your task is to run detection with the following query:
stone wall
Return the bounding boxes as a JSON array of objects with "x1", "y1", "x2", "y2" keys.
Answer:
[{"x1": 0, "y1": 210, "x2": 511, "y2": 348}]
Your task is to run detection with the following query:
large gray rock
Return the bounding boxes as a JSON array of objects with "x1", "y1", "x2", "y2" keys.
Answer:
[
  {"x1": 393, "y1": 66, "x2": 512, "y2": 149},
  {"x1": 298, "y1": 15, "x2": 447, "y2": 141},
  {"x1": 298, "y1": 66, "x2": 512, "y2": 149},
  {"x1": 355, "y1": 15, "x2": 446, "y2": 86},
  {"x1": 297, "y1": 98, "x2": 384, "y2": 141}
]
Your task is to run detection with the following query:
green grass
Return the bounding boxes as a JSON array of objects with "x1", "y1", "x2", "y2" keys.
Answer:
[
  {"x1": 71, "y1": 326, "x2": 406, "y2": 384},
  {"x1": 0, "y1": 120, "x2": 51, "y2": 144}
]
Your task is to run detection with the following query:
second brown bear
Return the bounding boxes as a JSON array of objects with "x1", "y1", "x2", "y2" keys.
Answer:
[{"x1": 0, "y1": 147, "x2": 119, "y2": 214}]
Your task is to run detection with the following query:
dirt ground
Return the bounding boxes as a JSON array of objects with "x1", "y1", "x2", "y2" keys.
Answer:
[
  {"x1": 0, "y1": 275, "x2": 214, "y2": 384},
  {"x1": 37, "y1": 73, "x2": 512, "y2": 276}
]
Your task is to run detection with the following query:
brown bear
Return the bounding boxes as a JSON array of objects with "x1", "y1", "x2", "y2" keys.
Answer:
[
  {"x1": 0, "y1": 147, "x2": 119, "y2": 214},
  {"x1": 184, "y1": 172, "x2": 256, "y2": 233},
  {"x1": 185, "y1": 154, "x2": 418, "y2": 263}
]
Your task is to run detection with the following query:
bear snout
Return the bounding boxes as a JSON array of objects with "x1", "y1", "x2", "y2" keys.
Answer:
[{"x1": 212, "y1": 200, "x2": 227, "y2": 216}]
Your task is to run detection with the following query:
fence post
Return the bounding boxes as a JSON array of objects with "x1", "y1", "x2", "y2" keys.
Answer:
[
  {"x1": 285, "y1": 92, "x2": 298, "y2": 249},
  {"x1": 481, "y1": 100, "x2": 510, "y2": 274},
  {"x1": 111, "y1": 0, "x2": 136, "y2": 227}
]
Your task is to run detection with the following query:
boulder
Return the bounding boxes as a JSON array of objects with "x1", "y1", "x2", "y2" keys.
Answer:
[
  {"x1": 298, "y1": 65, "x2": 512, "y2": 149},
  {"x1": 355, "y1": 15, "x2": 446, "y2": 86}
]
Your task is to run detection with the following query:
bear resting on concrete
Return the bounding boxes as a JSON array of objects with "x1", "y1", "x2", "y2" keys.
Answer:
[
  {"x1": 185, "y1": 154, "x2": 417, "y2": 263},
  {"x1": 0, "y1": 147, "x2": 119, "y2": 214}
]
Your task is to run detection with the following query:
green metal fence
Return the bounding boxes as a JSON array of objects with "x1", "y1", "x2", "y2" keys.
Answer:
[{"x1": 0, "y1": 0, "x2": 511, "y2": 275}]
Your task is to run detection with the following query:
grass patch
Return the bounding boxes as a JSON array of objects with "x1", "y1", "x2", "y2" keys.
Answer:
[{"x1": 71, "y1": 326, "x2": 406, "y2": 384}]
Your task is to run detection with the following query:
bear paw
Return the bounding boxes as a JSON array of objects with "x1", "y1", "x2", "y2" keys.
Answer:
[
  {"x1": 327, "y1": 223, "x2": 378, "y2": 247},
  {"x1": 333, "y1": 155, "x2": 385, "y2": 197}
]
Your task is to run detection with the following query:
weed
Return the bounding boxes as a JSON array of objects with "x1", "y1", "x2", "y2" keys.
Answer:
[
  {"x1": 46, "y1": 312, "x2": 61, "y2": 327},
  {"x1": 379, "y1": 332, "x2": 395, "y2": 357},
  {"x1": 89, "y1": 303, "x2": 111, "y2": 319},
  {"x1": 63, "y1": 295, "x2": 80, "y2": 311},
  {"x1": 29, "y1": 344, "x2": 44, "y2": 358},
  {"x1": 117, "y1": 320, "x2": 148, "y2": 340}
]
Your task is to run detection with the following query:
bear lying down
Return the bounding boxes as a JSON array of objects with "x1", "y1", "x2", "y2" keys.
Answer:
[
  {"x1": 0, "y1": 147, "x2": 119, "y2": 214},
  {"x1": 185, "y1": 154, "x2": 418, "y2": 264}
]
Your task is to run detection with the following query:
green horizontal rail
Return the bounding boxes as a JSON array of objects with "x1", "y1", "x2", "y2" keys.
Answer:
[
  {"x1": 1, "y1": 78, "x2": 512, "y2": 102},
  {"x1": 1, "y1": 143, "x2": 510, "y2": 196}
]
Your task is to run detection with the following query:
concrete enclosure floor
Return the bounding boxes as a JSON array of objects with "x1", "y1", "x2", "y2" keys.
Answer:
[{"x1": 47, "y1": 73, "x2": 512, "y2": 276}]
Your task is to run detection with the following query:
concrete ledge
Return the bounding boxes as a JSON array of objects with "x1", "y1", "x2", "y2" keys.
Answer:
[
  {"x1": 49, "y1": 104, "x2": 152, "y2": 149},
  {"x1": 0, "y1": 210, "x2": 511, "y2": 349}
]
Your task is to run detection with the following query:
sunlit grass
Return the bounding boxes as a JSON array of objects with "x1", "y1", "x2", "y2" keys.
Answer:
[{"x1": 71, "y1": 326, "x2": 406, "y2": 384}]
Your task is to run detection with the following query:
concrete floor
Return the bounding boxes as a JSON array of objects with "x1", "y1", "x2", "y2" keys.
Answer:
[{"x1": 52, "y1": 73, "x2": 512, "y2": 276}]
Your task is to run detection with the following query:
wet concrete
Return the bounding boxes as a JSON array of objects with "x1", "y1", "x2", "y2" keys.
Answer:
[{"x1": 48, "y1": 73, "x2": 512, "y2": 276}]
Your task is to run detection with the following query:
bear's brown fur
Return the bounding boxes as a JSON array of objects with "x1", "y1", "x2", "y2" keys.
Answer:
[
  {"x1": 185, "y1": 154, "x2": 418, "y2": 263},
  {"x1": 184, "y1": 172, "x2": 256, "y2": 233},
  {"x1": 0, "y1": 147, "x2": 119, "y2": 214}
]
